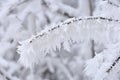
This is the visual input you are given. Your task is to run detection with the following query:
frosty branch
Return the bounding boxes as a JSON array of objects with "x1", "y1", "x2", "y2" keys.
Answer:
[
  {"x1": 106, "y1": 56, "x2": 120, "y2": 73},
  {"x1": 0, "y1": 67, "x2": 19, "y2": 80},
  {"x1": 103, "y1": 0, "x2": 120, "y2": 7},
  {"x1": 29, "y1": 17, "x2": 120, "y2": 43},
  {"x1": 41, "y1": 0, "x2": 75, "y2": 18},
  {"x1": 17, "y1": 16, "x2": 120, "y2": 68}
]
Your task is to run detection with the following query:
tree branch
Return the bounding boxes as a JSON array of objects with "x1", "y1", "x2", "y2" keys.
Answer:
[
  {"x1": 17, "y1": 16, "x2": 120, "y2": 67},
  {"x1": 106, "y1": 56, "x2": 120, "y2": 73},
  {"x1": 29, "y1": 17, "x2": 120, "y2": 43},
  {"x1": 102, "y1": 0, "x2": 120, "y2": 7},
  {"x1": 41, "y1": 0, "x2": 75, "y2": 18}
]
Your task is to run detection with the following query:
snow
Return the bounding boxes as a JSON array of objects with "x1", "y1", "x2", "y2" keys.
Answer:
[{"x1": 1, "y1": 0, "x2": 120, "y2": 80}]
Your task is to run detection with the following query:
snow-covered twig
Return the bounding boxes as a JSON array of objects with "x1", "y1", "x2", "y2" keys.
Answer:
[
  {"x1": 0, "y1": 67, "x2": 20, "y2": 80},
  {"x1": 17, "y1": 16, "x2": 120, "y2": 67},
  {"x1": 102, "y1": 0, "x2": 120, "y2": 7},
  {"x1": 106, "y1": 56, "x2": 120, "y2": 73},
  {"x1": 29, "y1": 17, "x2": 120, "y2": 43},
  {"x1": 41, "y1": 0, "x2": 75, "y2": 18}
]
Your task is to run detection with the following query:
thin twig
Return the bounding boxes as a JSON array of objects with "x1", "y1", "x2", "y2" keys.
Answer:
[
  {"x1": 103, "y1": 0, "x2": 120, "y2": 7},
  {"x1": 28, "y1": 17, "x2": 120, "y2": 43},
  {"x1": 106, "y1": 56, "x2": 120, "y2": 73},
  {"x1": 41, "y1": 0, "x2": 74, "y2": 18}
]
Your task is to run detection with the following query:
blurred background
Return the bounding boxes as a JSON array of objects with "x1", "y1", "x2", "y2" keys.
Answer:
[{"x1": 0, "y1": 0, "x2": 120, "y2": 80}]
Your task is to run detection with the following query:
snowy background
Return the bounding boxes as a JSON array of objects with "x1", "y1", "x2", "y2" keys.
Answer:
[{"x1": 0, "y1": 0, "x2": 120, "y2": 80}]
